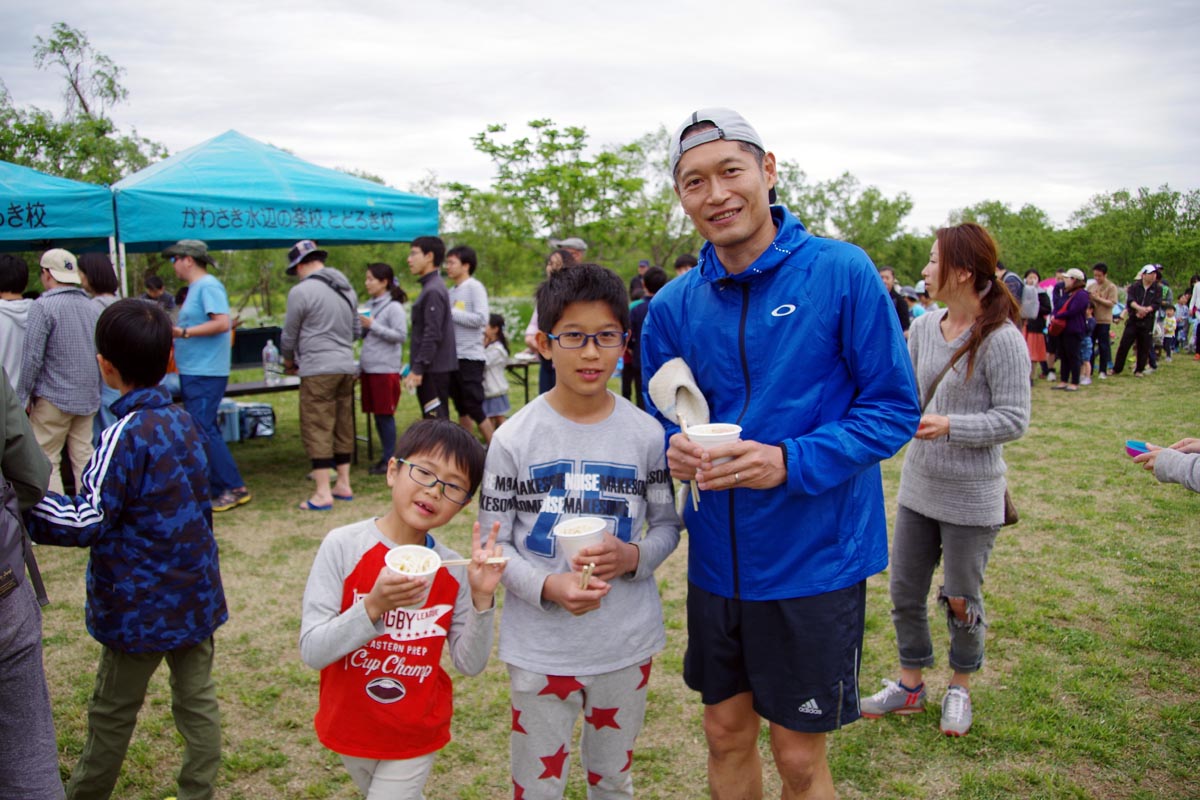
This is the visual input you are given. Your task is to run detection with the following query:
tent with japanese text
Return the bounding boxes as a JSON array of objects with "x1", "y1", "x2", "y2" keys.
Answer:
[
  {"x1": 0, "y1": 160, "x2": 115, "y2": 253},
  {"x1": 112, "y1": 130, "x2": 438, "y2": 253}
]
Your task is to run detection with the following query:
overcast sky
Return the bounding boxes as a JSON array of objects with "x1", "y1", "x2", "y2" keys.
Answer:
[{"x1": 3, "y1": 0, "x2": 1198, "y2": 232}]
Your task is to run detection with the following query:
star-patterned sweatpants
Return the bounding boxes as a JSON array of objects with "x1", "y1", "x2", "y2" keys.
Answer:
[{"x1": 508, "y1": 659, "x2": 652, "y2": 800}]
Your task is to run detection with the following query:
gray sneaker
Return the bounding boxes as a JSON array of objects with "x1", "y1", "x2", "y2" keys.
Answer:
[
  {"x1": 940, "y1": 686, "x2": 973, "y2": 736},
  {"x1": 860, "y1": 679, "x2": 926, "y2": 718}
]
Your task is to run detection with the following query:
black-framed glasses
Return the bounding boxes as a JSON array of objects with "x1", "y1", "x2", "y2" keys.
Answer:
[
  {"x1": 546, "y1": 330, "x2": 628, "y2": 349},
  {"x1": 397, "y1": 458, "x2": 471, "y2": 505}
]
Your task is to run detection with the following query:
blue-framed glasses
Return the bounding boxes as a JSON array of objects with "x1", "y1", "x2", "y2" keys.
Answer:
[
  {"x1": 397, "y1": 458, "x2": 471, "y2": 505},
  {"x1": 546, "y1": 330, "x2": 628, "y2": 349}
]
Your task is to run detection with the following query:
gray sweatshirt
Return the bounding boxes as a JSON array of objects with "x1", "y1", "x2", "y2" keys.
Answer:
[
  {"x1": 299, "y1": 518, "x2": 494, "y2": 676},
  {"x1": 281, "y1": 267, "x2": 360, "y2": 377},
  {"x1": 359, "y1": 294, "x2": 407, "y2": 374},
  {"x1": 898, "y1": 310, "x2": 1031, "y2": 527},
  {"x1": 448, "y1": 276, "x2": 488, "y2": 362},
  {"x1": 1153, "y1": 448, "x2": 1200, "y2": 493},
  {"x1": 478, "y1": 393, "x2": 681, "y2": 676},
  {"x1": 0, "y1": 298, "x2": 31, "y2": 390}
]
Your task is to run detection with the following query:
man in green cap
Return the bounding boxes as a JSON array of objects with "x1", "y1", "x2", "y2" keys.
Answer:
[{"x1": 165, "y1": 239, "x2": 252, "y2": 512}]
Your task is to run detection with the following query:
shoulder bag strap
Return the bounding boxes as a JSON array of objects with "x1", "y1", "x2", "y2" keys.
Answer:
[
  {"x1": 307, "y1": 272, "x2": 356, "y2": 318},
  {"x1": 921, "y1": 356, "x2": 960, "y2": 413}
]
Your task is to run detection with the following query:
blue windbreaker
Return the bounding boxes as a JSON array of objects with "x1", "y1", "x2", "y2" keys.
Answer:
[
  {"x1": 641, "y1": 206, "x2": 920, "y2": 600},
  {"x1": 28, "y1": 385, "x2": 227, "y2": 653}
]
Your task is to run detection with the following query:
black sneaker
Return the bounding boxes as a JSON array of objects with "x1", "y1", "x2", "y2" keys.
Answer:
[{"x1": 368, "y1": 460, "x2": 390, "y2": 476}]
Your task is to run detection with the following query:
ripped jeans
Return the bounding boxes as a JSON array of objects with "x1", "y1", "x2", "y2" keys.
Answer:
[{"x1": 889, "y1": 505, "x2": 999, "y2": 674}]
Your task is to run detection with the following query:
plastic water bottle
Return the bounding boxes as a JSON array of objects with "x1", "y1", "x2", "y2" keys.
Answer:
[{"x1": 262, "y1": 339, "x2": 282, "y2": 386}]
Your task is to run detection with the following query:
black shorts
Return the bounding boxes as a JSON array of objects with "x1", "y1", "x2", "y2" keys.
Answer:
[
  {"x1": 683, "y1": 580, "x2": 866, "y2": 733},
  {"x1": 448, "y1": 359, "x2": 486, "y2": 422}
]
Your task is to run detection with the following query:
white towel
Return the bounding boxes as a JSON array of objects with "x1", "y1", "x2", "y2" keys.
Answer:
[{"x1": 647, "y1": 357, "x2": 709, "y2": 428}]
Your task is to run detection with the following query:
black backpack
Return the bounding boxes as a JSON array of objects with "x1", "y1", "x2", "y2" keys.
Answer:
[{"x1": 0, "y1": 477, "x2": 48, "y2": 606}]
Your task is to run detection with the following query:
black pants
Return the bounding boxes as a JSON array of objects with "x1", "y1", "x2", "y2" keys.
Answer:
[
  {"x1": 1091, "y1": 323, "x2": 1112, "y2": 372},
  {"x1": 416, "y1": 371, "x2": 451, "y2": 418},
  {"x1": 1113, "y1": 324, "x2": 1152, "y2": 374},
  {"x1": 1058, "y1": 332, "x2": 1083, "y2": 385},
  {"x1": 621, "y1": 358, "x2": 644, "y2": 409}
]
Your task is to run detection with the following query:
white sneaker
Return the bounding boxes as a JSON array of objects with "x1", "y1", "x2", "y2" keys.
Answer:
[
  {"x1": 1097, "y1": 372, "x2": 1107, "y2": 380},
  {"x1": 940, "y1": 686, "x2": 973, "y2": 736},
  {"x1": 1046, "y1": 371, "x2": 1056, "y2": 382},
  {"x1": 1080, "y1": 377, "x2": 1092, "y2": 385},
  {"x1": 860, "y1": 679, "x2": 926, "y2": 718}
]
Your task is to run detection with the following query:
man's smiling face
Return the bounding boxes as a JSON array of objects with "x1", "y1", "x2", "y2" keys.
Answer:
[{"x1": 675, "y1": 137, "x2": 777, "y2": 271}]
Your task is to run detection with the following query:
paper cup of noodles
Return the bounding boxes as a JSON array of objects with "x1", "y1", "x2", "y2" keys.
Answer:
[
  {"x1": 553, "y1": 516, "x2": 607, "y2": 563},
  {"x1": 686, "y1": 423, "x2": 742, "y2": 465},
  {"x1": 384, "y1": 544, "x2": 442, "y2": 608}
]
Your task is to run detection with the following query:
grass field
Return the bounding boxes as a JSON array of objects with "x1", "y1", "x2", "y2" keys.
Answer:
[{"x1": 34, "y1": 358, "x2": 1199, "y2": 799}]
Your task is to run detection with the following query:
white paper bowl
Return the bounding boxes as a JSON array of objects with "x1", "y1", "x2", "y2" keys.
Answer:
[
  {"x1": 384, "y1": 544, "x2": 441, "y2": 608},
  {"x1": 553, "y1": 516, "x2": 607, "y2": 562},
  {"x1": 686, "y1": 423, "x2": 742, "y2": 464}
]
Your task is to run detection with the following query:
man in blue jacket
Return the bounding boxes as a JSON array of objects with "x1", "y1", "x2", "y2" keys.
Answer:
[{"x1": 641, "y1": 108, "x2": 919, "y2": 799}]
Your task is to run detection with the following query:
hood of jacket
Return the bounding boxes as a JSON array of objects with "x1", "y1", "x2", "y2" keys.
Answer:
[{"x1": 0, "y1": 297, "x2": 32, "y2": 328}]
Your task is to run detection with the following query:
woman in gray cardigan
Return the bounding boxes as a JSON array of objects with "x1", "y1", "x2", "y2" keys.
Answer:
[
  {"x1": 358, "y1": 263, "x2": 408, "y2": 475},
  {"x1": 861, "y1": 222, "x2": 1031, "y2": 737}
]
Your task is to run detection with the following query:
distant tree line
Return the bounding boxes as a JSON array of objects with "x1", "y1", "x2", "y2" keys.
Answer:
[{"x1": 440, "y1": 118, "x2": 1200, "y2": 294}]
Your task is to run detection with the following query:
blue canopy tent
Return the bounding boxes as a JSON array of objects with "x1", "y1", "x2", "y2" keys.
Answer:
[
  {"x1": 0, "y1": 160, "x2": 115, "y2": 254},
  {"x1": 112, "y1": 130, "x2": 438, "y2": 254}
]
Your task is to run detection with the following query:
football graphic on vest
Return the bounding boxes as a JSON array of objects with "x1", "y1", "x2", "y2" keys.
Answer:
[{"x1": 365, "y1": 676, "x2": 406, "y2": 704}]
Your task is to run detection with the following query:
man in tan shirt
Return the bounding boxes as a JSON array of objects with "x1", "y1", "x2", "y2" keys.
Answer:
[{"x1": 1090, "y1": 262, "x2": 1118, "y2": 377}]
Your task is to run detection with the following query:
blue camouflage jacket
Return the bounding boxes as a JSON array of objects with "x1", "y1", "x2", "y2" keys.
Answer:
[{"x1": 28, "y1": 385, "x2": 227, "y2": 653}]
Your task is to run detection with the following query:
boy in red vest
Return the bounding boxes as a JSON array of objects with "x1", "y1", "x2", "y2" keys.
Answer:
[{"x1": 300, "y1": 419, "x2": 505, "y2": 798}]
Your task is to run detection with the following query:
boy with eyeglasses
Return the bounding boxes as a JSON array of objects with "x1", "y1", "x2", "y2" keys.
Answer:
[
  {"x1": 478, "y1": 262, "x2": 681, "y2": 799},
  {"x1": 300, "y1": 418, "x2": 506, "y2": 799}
]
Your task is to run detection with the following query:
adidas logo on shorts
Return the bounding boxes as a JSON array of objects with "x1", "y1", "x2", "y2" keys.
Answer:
[{"x1": 797, "y1": 698, "x2": 822, "y2": 716}]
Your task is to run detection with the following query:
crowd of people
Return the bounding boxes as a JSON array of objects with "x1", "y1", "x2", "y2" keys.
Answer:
[
  {"x1": 1, "y1": 106, "x2": 1196, "y2": 800},
  {"x1": 887, "y1": 258, "x2": 1199, "y2": 393}
]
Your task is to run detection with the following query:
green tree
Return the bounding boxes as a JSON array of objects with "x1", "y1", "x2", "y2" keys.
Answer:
[
  {"x1": 607, "y1": 126, "x2": 702, "y2": 272},
  {"x1": 0, "y1": 22, "x2": 166, "y2": 184},
  {"x1": 1065, "y1": 186, "x2": 1200, "y2": 286},
  {"x1": 775, "y1": 164, "x2": 919, "y2": 278},
  {"x1": 443, "y1": 119, "x2": 655, "y2": 291},
  {"x1": 33, "y1": 22, "x2": 127, "y2": 119}
]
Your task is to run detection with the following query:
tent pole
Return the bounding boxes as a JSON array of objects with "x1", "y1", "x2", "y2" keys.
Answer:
[
  {"x1": 117, "y1": 240, "x2": 128, "y2": 298},
  {"x1": 109, "y1": 237, "x2": 124, "y2": 297}
]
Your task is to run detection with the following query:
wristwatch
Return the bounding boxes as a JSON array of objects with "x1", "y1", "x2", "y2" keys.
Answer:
[{"x1": 182, "y1": 327, "x2": 190, "y2": 339}]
